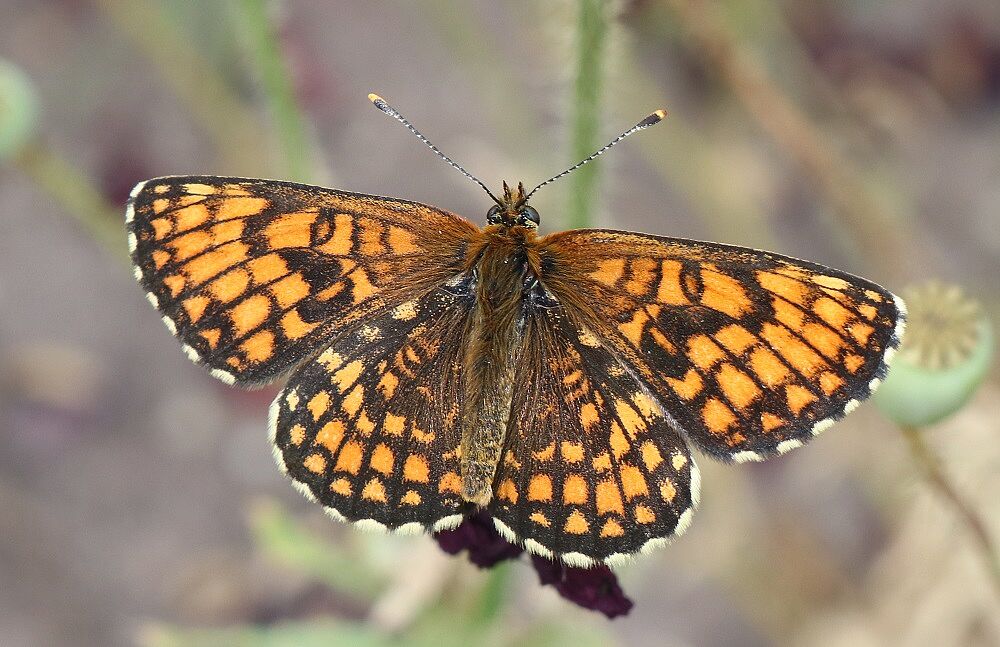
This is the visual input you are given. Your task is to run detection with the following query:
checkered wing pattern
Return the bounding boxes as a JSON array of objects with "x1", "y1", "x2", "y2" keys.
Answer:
[
  {"x1": 539, "y1": 230, "x2": 906, "y2": 462},
  {"x1": 488, "y1": 290, "x2": 698, "y2": 567},
  {"x1": 127, "y1": 176, "x2": 478, "y2": 386},
  {"x1": 270, "y1": 275, "x2": 475, "y2": 532}
]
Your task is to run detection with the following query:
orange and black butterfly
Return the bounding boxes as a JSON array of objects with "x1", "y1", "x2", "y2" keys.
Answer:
[{"x1": 127, "y1": 94, "x2": 905, "y2": 567}]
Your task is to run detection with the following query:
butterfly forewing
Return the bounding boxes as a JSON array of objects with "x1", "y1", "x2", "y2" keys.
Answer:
[
  {"x1": 538, "y1": 230, "x2": 905, "y2": 462},
  {"x1": 127, "y1": 176, "x2": 478, "y2": 385},
  {"x1": 488, "y1": 293, "x2": 698, "y2": 566},
  {"x1": 270, "y1": 275, "x2": 476, "y2": 532}
]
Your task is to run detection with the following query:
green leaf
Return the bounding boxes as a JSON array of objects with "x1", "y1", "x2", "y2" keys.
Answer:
[
  {"x1": 516, "y1": 620, "x2": 619, "y2": 647},
  {"x1": 248, "y1": 499, "x2": 386, "y2": 600},
  {"x1": 141, "y1": 619, "x2": 393, "y2": 647}
]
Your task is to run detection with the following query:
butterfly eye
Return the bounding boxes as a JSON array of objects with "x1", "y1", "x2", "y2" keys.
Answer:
[
  {"x1": 520, "y1": 206, "x2": 540, "y2": 225},
  {"x1": 486, "y1": 205, "x2": 501, "y2": 223}
]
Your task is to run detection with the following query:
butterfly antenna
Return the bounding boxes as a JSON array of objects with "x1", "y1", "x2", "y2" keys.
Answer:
[
  {"x1": 524, "y1": 109, "x2": 667, "y2": 202},
  {"x1": 369, "y1": 93, "x2": 502, "y2": 206}
]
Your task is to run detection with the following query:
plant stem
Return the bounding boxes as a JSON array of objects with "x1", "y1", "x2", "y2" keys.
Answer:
[
  {"x1": 98, "y1": 0, "x2": 262, "y2": 174},
  {"x1": 663, "y1": 0, "x2": 913, "y2": 281},
  {"x1": 472, "y1": 561, "x2": 510, "y2": 626},
  {"x1": 14, "y1": 140, "x2": 125, "y2": 262},
  {"x1": 569, "y1": 0, "x2": 608, "y2": 230},
  {"x1": 900, "y1": 424, "x2": 1000, "y2": 599},
  {"x1": 236, "y1": 0, "x2": 313, "y2": 182}
]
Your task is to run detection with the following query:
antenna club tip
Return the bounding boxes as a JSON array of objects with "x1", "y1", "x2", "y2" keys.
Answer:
[
  {"x1": 368, "y1": 93, "x2": 395, "y2": 116},
  {"x1": 636, "y1": 109, "x2": 668, "y2": 128}
]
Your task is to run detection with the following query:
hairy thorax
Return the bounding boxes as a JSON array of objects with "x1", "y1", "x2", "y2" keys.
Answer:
[{"x1": 459, "y1": 225, "x2": 543, "y2": 505}]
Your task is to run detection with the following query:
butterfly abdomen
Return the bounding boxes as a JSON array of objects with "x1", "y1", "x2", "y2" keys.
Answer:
[{"x1": 459, "y1": 227, "x2": 540, "y2": 505}]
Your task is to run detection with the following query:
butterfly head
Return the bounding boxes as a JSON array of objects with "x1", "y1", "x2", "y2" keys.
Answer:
[{"x1": 487, "y1": 181, "x2": 540, "y2": 228}]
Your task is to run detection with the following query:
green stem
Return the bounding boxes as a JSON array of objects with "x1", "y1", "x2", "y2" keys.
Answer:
[
  {"x1": 99, "y1": 0, "x2": 262, "y2": 174},
  {"x1": 14, "y1": 140, "x2": 125, "y2": 262},
  {"x1": 569, "y1": 0, "x2": 608, "y2": 230},
  {"x1": 663, "y1": 0, "x2": 913, "y2": 282},
  {"x1": 900, "y1": 424, "x2": 1000, "y2": 599},
  {"x1": 235, "y1": 0, "x2": 313, "y2": 182},
  {"x1": 247, "y1": 499, "x2": 384, "y2": 600},
  {"x1": 472, "y1": 561, "x2": 510, "y2": 626}
]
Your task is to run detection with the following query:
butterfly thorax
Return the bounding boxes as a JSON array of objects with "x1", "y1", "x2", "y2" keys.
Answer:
[{"x1": 459, "y1": 224, "x2": 542, "y2": 506}]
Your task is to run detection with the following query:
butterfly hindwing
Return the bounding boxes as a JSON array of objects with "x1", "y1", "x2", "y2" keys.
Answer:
[
  {"x1": 127, "y1": 176, "x2": 479, "y2": 385},
  {"x1": 487, "y1": 288, "x2": 698, "y2": 566},
  {"x1": 538, "y1": 230, "x2": 906, "y2": 462},
  {"x1": 270, "y1": 275, "x2": 476, "y2": 532}
]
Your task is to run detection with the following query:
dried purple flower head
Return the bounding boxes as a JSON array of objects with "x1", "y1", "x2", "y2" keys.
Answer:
[
  {"x1": 434, "y1": 510, "x2": 523, "y2": 568},
  {"x1": 530, "y1": 555, "x2": 633, "y2": 619},
  {"x1": 434, "y1": 512, "x2": 633, "y2": 618}
]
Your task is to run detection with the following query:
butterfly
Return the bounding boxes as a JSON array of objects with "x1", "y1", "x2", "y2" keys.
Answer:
[{"x1": 127, "y1": 94, "x2": 905, "y2": 568}]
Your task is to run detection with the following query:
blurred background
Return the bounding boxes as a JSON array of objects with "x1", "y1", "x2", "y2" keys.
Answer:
[{"x1": 1, "y1": 1, "x2": 998, "y2": 645}]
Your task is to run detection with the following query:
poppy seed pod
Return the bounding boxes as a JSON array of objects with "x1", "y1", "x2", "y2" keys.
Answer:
[{"x1": 875, "y1": 282, "x2": 993, "y2": 427}]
